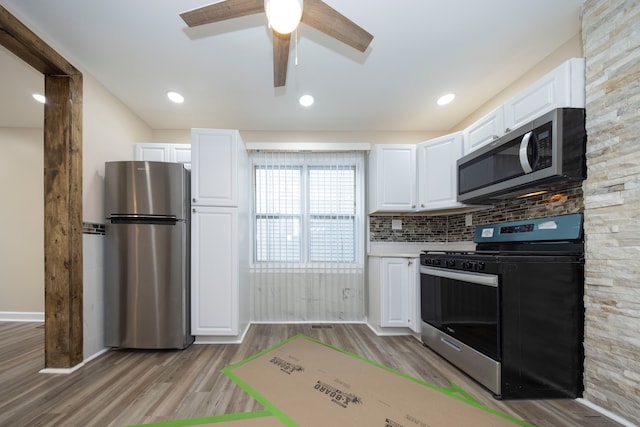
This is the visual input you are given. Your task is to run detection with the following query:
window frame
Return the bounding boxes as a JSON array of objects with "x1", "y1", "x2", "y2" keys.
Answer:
[{"x1": 251, "y1": 152, "x2": 365, "y2": 269}]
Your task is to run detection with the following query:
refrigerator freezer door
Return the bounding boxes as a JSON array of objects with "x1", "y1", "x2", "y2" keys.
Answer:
[
  {"x1": 104, "y1": 220, "x2": 192, "y2": 349},
  {"x1": 105, "y1": 161, "x2": 189, "y2": 219}
]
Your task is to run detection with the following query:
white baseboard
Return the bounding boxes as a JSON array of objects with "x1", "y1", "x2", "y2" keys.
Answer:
[
  {"x1": 39, "y1": 362, "x2": 85, "y2": 375},
  {"x1": 576, "y1": 398, "x2": 638, "y2": 427},
  {"x1": 0, "y1": 311, "x2": 45, "y2": 322},
  {"x1": 365, "y1": 322, "x2": 413, "y2": 337},
  {"x1": 84, "y1": 348, "x2": 109, "y2": 364}
]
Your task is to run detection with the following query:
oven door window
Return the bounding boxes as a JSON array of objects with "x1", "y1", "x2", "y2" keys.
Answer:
[{"x1": 421, "y1": 268, "x2": 500, "y2": 361}]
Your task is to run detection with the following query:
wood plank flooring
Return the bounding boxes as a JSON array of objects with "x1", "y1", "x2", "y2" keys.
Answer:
[{"x1": 0, "y1": 322, "x2": 624, "y2": 427}]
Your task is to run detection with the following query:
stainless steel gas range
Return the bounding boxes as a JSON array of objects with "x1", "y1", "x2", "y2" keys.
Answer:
[{"x1": 420, "y1": 214, "x2": 585, "y2": 399}]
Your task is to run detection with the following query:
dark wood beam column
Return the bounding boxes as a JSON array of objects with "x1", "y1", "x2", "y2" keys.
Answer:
[
  {"x1": 44, "y1": 74, "x2": 83, "y2": 368},
  {"x1": 0, "y1": 5, "x2": 84, "y2": 369}
]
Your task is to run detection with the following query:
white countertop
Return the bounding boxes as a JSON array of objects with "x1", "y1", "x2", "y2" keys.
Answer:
[{"x1": 368, "y1": 241, "x2": 475, "y2": 258}]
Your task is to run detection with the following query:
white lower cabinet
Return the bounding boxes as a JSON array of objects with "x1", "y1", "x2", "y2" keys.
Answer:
[
  {"x1": 368, "y1": 256, "x2": 420, "y2": 334},
  {"x1": 191, "y1": 207, "x2": 238, "y2": 336}
]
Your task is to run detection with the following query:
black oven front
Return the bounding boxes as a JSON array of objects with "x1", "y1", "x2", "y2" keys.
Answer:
[
  {"x1": 419, "y1": 214, "x2": 585, "y2": 400},
  {"x1": 420, "y1": 263, "x2": 500, "y2": 361},
  {"x1": 420, "y1": 254, "x2": 503, "y2": 396}
]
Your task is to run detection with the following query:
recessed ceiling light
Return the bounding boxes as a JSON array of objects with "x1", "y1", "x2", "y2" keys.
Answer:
[
  {"x1": 166, "y1": 91, "x2": 184, "y2": 104},
  {"x1": 299, "y1": 94, "x2": 314, "y2": 107},
  {"x1": 437, "y1": 93, "x2": 455, "y2": 106},
  {"x1": 32, "y1": 93, "x2": 46, "y2": 104}
]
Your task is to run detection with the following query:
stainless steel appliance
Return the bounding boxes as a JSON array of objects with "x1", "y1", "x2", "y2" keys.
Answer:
[
  {"x1": 457, "y1": 108, "x2": 586, "y2": 204},
  {"x1": 420, "y1": 214, "x2": 584, "y2": 399},
  {"x1": 104, "y1": 161, "x2": 193, "y2": 349}
]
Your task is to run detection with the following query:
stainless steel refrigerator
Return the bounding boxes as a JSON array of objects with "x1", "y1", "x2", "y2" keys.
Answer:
[{"x1": 104, "y1": 161, "x2": 193, "y2": 349}]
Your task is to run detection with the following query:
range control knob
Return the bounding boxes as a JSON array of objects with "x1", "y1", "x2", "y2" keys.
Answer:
[
  {"x1": 477, "y1": 262, "x2": 486, "y2": 271},
  {"x1": 446, "y1": 259, "x2": 456, "y2": 267},
  {"x1": 433, "y1": 259, "x2": 442, "y2": 266},
  {"x1": 463, "y1": 261, "x2": 474, "y2": 270}
]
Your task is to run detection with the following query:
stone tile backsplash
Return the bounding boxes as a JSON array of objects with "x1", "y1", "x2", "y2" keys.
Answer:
[
  {"x1": 83, "y1": 222, "x2": 105, "y2": 235},
  {"x1": 369, "y1": 182, "x2": 583, "y2": 242}
]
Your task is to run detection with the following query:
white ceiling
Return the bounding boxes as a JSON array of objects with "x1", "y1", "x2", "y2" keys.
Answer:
[{"x1": 0, "y1": 0, "x2": 584, "y2": 132}]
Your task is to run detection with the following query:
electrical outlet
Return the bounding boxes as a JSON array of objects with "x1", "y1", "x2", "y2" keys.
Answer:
[
  {"x1": 392, "y1": 219, "x2": 402, "y2": 230},
  {"x1": 465, "y1": 214, "x2": 473, "y2": 227}
]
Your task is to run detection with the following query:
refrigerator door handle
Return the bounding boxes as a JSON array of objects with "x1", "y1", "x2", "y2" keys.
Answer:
[{"x1": 109, "y1": 215, "x2": 179, "y2": 225}]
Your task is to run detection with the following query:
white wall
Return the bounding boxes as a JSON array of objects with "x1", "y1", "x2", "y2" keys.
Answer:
[
  {"x1": 0, "y1": 127, "x2": 44, "y2": 314},
  {"x1": 83, "y1": 73, "x2": 153, "y2": 222}
]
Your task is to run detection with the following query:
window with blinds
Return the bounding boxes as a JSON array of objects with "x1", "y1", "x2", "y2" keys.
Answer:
[{"x1": 252, "y1": 152, "x2": 363, "y2": 265}]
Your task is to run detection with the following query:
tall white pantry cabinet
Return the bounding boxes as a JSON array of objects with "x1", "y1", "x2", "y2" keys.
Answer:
[{"x1": 190, "y1": 129, "x2": 250, "y2": 343}]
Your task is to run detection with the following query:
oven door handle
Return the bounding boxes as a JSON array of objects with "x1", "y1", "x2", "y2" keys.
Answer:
[{"x1": 420, "y1": 266, "x2": 498, "y2": 288}]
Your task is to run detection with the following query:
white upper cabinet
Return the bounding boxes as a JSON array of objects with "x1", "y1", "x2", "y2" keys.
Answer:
[
  {"x1": 171, "y1": 144, "x2": 192, "y2": 169},
  {"x1": 503, "y1": 57, "x2": 585, "y2": 133},
  {"x1": 463, "y1": 107, "x2": 505, "y2": 153},
  {"x1": 369, "y1": 144, "x2": 417, "y2": 213},
  {"x1": 135, "y1": 143, "x2": 191, "y2": 169},
  {"x1": 417, "y1": 132, "x2": 465, "y2": 211},
  {"x1": 135, "y1": 143, "x2": 170, "y2": 162},
  {"x1": 464, "y1": 57, "x2": 586, "y2": 153},
  {"x1": 191, "y1": 129, "x2": 241, "y2": 207}
]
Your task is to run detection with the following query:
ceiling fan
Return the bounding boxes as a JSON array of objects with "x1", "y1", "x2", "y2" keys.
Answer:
[{"x1": 180, "y1": 0, "x2": 373, "y2": 87}]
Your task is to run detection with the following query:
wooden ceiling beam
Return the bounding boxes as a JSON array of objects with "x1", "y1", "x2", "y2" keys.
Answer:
[{"x1": 0, "y1": 6, "x2": 79, "y2": 76}]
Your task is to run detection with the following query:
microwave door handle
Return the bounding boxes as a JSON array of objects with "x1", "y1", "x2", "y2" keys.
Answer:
[{"x1": 519, "y1": 131, "x2": 534, "y2": 173}]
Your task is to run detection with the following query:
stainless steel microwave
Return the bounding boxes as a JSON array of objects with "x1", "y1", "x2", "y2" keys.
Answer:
[{"x1": 457, "y1": 108, "x2": 586, "y2": 204}]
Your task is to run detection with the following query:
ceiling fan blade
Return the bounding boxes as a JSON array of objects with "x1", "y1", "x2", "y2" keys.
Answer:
[
  {"x1": 180, "y1": 0, "x2": 264, "y2": 27},
  {"x1": 272, "y1": 30, "x2": 291, "y2": 87},
  {"x1": 301, "y1": 0, "x2": 373, "y2": 52}
]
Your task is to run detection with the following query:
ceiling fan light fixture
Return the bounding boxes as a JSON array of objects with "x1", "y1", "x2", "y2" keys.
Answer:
[{"x1": 264, "y1": 0, "x2": 303, "y2": 34}]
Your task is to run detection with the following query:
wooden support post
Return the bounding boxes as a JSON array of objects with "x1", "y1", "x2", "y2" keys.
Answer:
[{"x1": 43, "y1": 74, "x2": 83, "y2": 368}]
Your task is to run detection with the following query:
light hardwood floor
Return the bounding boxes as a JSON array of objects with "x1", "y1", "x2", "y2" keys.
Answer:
[{"x1": 0, "y1": 322, "x2": 624, "y2": 427}]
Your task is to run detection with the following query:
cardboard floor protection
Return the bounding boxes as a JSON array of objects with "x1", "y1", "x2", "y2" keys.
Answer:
[
  {"x1": 223, "y1": 334, "x2": 532, "y2": 427},
  {"x1": 129, "y1": 411, "x2": 285, "y2": 427}
]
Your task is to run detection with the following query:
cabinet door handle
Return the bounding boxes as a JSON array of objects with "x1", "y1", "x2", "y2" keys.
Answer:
[
  {"x1": 192, "y1": 198, "x2": 196, "y2": 203},
  {"x1": 505, "y1": 127, "x2": 511, "y2": 133},
  {"x1": 192, "y1": 208, "x2": 196, "y2": 212}
]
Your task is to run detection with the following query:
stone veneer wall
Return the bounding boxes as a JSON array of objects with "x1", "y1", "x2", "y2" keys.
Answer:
[
  {"x1": 582, "y1": 0, "x2": 640, "y2": 422},
  {"x1": 369, "y1": 182, "x2": 583, "y2": 242}
]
